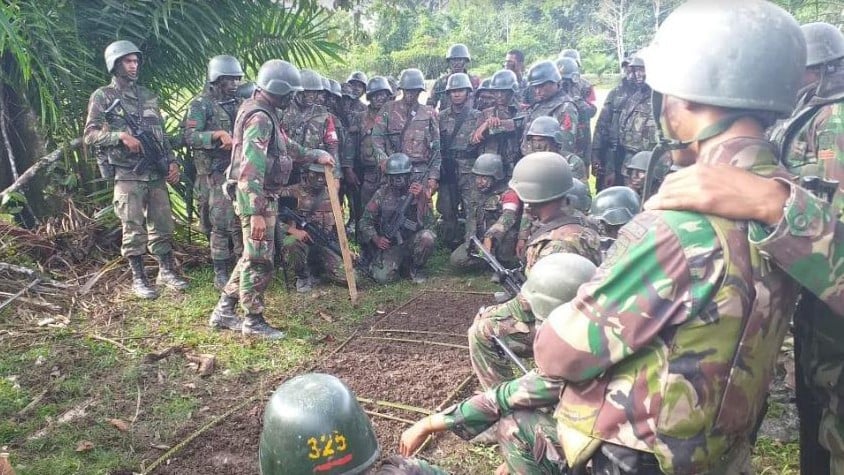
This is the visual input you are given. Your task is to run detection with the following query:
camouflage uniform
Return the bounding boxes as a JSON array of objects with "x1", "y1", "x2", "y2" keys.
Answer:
[
  {"x1": 521, "y1": 212, "x2": 601, "y2": 273},
  {"x1": 450, "y1": 183, "x2": 520, "y2": 269},
  {"x1": 84, "y1": 77, "x2": 176, "y2": 257},
  {"x1": 438, "y1": 104, "x2": 482, "y2": 245},
  {"x1": 280, "y1": 98, "x2": 341, "y2": 183},
  {"x1": 532, "y1": 137, "x2": 801, "y2": 474},
  {"x1": 427, "y1": 72, "x2": 481, "y2": 111},
  {"x1": 347, "y1": 104, "x2": 388, "y2": 215},
  {"x1": 358, "y1": 184, "x2": 436, "y2": 284},
  {"x1": 183, "y1": 88, "x2": 243, "y2": 262},
  {"x1": 522, "y1": 90, "x2": 579, "y2": 156},
  {"x1": 372, "y1": 101, "x2": 441, "y2": 183},
  {"x1": 618, "y1": 86, "x2": 658, "y2": 171},
  {"x1": 592, "y1": 79, "x2": 635, "y2": 189},
  {"x1": 467, "y1": 299, "x2": 538, "y2": 389},
  {"x1": 568, "y1": 86, "x2": 597, "y2": 170},
  {"x1": 222, "y1": 98, "x2": 312, "y2": 314},
  {"x1": 476, "y1": 104, "x2": 523, "y2": 175},
  {"x1": 376, "y1": 456, "x2": 449, "y2": 474},
  {"x1": 520, "y1": 139, "x2": 587, "y2": 182}
]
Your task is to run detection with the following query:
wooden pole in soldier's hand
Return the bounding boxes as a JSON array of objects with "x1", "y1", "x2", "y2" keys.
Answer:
[{"x1": 324, "y1": 166, "x2": 359, "y2": 305}]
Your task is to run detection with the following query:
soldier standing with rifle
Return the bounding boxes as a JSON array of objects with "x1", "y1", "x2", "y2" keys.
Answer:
[
  {"x1": 428, "y1": 43, "x2": 481, "y2": 111},
  {"x1": 470, "y1": 69, "x2": 523, "y2": 177},
  {"x1": 183, "y1": 55, "x2": 245, "y2": 290},
  {"x1": 84, "y1": 40, "x2": 188, "y2": 300},
  {"x1": 592, "y1": 56, "x2": 636, "y2": 191}
]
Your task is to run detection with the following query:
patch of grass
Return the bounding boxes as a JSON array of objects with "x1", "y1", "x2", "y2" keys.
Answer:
[{"x1": 753, "y1": 437, "x2": 799, "y2": 475}]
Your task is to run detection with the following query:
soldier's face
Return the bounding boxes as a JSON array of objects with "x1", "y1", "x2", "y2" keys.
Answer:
[
  {"x1": 504, "y1": 55, "x2": 522, "y2": 74},
  {"x1": 449, "y1": 89, "x2": 469, "y2": 106},
  {"x1": 348, "y1": 81, "x2": 366, "y2": 98},
  {"x1": 531, "y1": 82, "x2": 556, "y2": 102},
  {"x1": 526, "y1": 135, "x2": 553, "y2": 153},
  {"x1": 630, "y1": 66, "x2": 646, "y2": 84},
  {"x1": 388, "y1": 174, "x2": 410, "y2": 189},
  {"x1": 492, "y1": 90, "x2": 511, "y2": 107},
  {"x1": 474, "y1": 175, "x2": 493, "y2": 192},
  {"x1": 625, "y1": 168, "x2": 646, "y2": 191},
  {"x1": 117, "y1": 54, "x2": 139, "y2": 80},
  {"x1": 803, "y1": 65, "x2": 822, "y2": 88},
  {"x1": 216, "y1": 76, "x2": 241, "y2": 97},
  {"x1": 659, "y1": 95, "x2": 697, "y2": 166},
  {"x1": 477, "y1": 92, "x2": 495, "y2": 110},
  {"x1": 368, "y1": 90, "x2": 390, "y2": 109},
  {"x1": 449, "y1": 58, "x2": 467, "y2": 72},
  {"x1": 302, "y1": 91, "x2": 321, "y2": 106},
  {"x1": 307, "y1": 171, "x2": 326, "y2": 189},
  {"x1": 402, "y1": 89, "x2": 421, "y2": 105}
]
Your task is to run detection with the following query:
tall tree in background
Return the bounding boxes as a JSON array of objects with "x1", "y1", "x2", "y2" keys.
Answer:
[{"x1": 598, "y1": 0, "x2": 629, "y2": 65}]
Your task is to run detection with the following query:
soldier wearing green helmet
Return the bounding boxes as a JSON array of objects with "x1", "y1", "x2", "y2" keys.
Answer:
[
  {"x1": 588, "y1": 185, "x2": 640, "y2": 259},
  {"x1": 521, "y1": 115, "x2": 587, "y2": 181},
  {"x1": 358, "y1": 153, "x2": 436, "y2": 284},
  {"x1": 260, "y1": 373, "x2": 446, "y2": 475},
  {"x1": 428, "y1": 43, "x2": 481, "y2": 111},
  {"x1": 209, "y1": 59, "x2": 335, "y2": 339},
  {"x1": 592, "y1": 52, "x2": 638, "y2": 191},
  {"x1": 437, "y1": 73, "x2": 483, "y2": 247},
  {"x1": 84, "y1": 40, "x2": 188, "y2": 300},
  {"x1": 401, "y1": 253, "x2": 597, "y2": 474},
  {"x1": 450, "y1": 153, "x2": 521, "y2": 269},
  {"x1": 471, "y1": 69, "x2": 523, "y2": 177},
  {"x1": 531, "y1": 1, "x2": 807, "y2": 473},
  {"x1": 555, "y1": 56, "x2": 596, "y2": 173},
  {"x1": 510, "y1": 152, "x2": 601, "y2": 273},
  {"x1": 182, "y1": 55, "x2": 245, "y2": 291},
  {"x1": 520, "y1": 60, "x2": 579, "y2": 155}
]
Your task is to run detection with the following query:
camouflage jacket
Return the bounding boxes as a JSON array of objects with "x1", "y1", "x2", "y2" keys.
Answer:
[
  {"x1": 427, "y1": 71, "x2": 481, "y2": 111},
  {"x1": 569, "y1": 86, "x2": 597, "y2": 162},
  {"x1": 592, "y1": 80, "x2": 635, "y2": 171},
  {"x1": 522, "y1": 89, "x2": 579, "y2": 149},
  {"x1": 523, "y1": 212, "x2": 602, "y2": 273},
  {"x1": 340, "y1": 102, "x2": 368, "y2": 169},
  {"x1": 372, "y1": 100, "x2": 441, "y2": 180},
  {"x1": 183, "y1": 88, "x2": 240, "y2": 175},
  {"x1": 84, "y1": 77, "x2": 175, "y2": 181},
  {"x1": 358, "y1": 185, "x2": 435, "y2": 244},
  {"x1": 618, "y1": 87, "x2": 657, "y2": 154},
  {"x1": 473, "y1": 183, "x2": 520, "y2": 242},
  {"x1": 533, "y1": 137, "x2": 801, "y2": 474},
  {"x1": 229, "y1": 98, "x2": 311, "y2": 217},
  {"x1": 280, "y1": 101, "x2": 341, "y2": 179},
  {"x1": 476, "y1": 105, "x2": 523, "y2": 172},
  {"x1": 439, "y1": 105, "x2": 481, "y2": 175},
  {"x1": 376, "y1": 455, "x2": 449, "y2": 475},
  {"x1": 279, "y1": 183, "x2": 334, "y2": 232}
]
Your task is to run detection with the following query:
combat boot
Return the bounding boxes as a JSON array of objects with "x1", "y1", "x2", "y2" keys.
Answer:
[
  {"x1": 409, "y1": 266, "x2": 427, "y2": 284},
  {"x1": 128, "y1": 255, "x2": 158, "y2": 299},
  {"x1": 154, "y1": 251, "x2": 189, "y2": 290},
  {"x1": 295, "y1": 269, "x2": 313, "y2": 293},
  {"x1": 212, "y1": 260, "x2": 229, "y2": 291},
  {"x1": 242, "y1": 314, "x2": 286, "y2": 340},
  {"x1": 208, "y1": 294, "x2": 243, "y2": 331}
]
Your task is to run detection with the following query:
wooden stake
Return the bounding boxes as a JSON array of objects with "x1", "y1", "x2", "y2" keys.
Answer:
[{"x1": 324, "y1": 165, "x2": 358, "y2": 304}]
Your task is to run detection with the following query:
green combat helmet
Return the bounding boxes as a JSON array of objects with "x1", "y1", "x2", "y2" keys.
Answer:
[
  {"x1": 300, "y1": 69, "x2": 324, "y2": 91},
  {"x1": 328, "y1": 79, "x2": 343, "y2": 98},
  {"x1": 521, "y1": 252, "x2": 597, "y2": 319},
  {"x1": 398, "y1": 68, "x2": 425, "y2": 91},
  {"x1": 566, "y1": 179, "x2": 592, "y2": 213},
  {"x1": 445, "y1": 73, "x2": 473, "y2": 91},
  {"x1": 526, "y1": 60, "x2": 562, "y2": 87},
  {"x1": 802, "y1": 22, "x2": 844, "y2": 67},
  {"x1": 509, "y1": 152, "x2": 573, "y2": 203},
  {"x1": 104, "y1": 40, "x2": 141, "y2": 73},
  {"x1": 590, "y1": 186, "x2": 640, "y2": 226},
  {"x1": 321, "y1": 77, "x2": 331, "y2": 92},
  {"x1": 558, "y1": 48, "x2": 582, "y2": 67},
  {"x1": 627, "y1": 151, "x2": 650, "y2": 172},
  {"x1": 346, "y1": 71, "x2": 369, "y2": 88},
  {"x1": 366, "y1": 76, "x2": 392, "y2": 98},
  {"x1": 207, "y1": 55, "x2": 244, "y2": 83},
  {"x1": 527, "y1": 116, "x2": 566, "y2": 146},
  {"x1": 471, "y1": 153, "x2": 505, "y2": 180},
  {"x1": 477, "y1": 78, "x2": 491, "y2": 93},
  {"x1": 236, "y1": 81, "x2": 256, "y2": 99},
  {"x1": 446, "y1": 43, "x2": 471, "y2": 61},
  {"x1": 385, "y1": 153, "x2": 412, "y2": 175},
  {"x1": 255, "y1": 60, "x2": 303, "y2": 97},
  {"x1": 489, "y1": 69, "x2": 518, "y2": 91},
  {"x1": 555, "y1": 57, "x2": 580, "y2": 82},
  {"x1": 259, "y1": 373, "x2": 380, "y2": 475}
]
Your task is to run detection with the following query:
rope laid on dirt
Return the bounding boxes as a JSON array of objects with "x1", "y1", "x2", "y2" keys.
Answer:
[
  {"x1": 364, "y1": 410, "x2": 416, "y2": 425},
  {"x1": 372, "y1": 329, "x2": 465, "y2": 338},
  {"x1": 368, "y1": 293, "x2": 424, "y2": 330},
  {"x1": 413, "y1": 373, "x2": 477, "y2": 458},
  {"x1": 357, "y1": 397, "x2": 433, "y2": 416},
  {"x1": 359, "y1": 335, "x2": 469, "y2": 350}
]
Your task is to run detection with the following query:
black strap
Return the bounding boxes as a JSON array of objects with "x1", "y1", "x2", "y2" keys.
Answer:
[{"x1": 398, "y1": 103, "x2": 420, "y2": 150}]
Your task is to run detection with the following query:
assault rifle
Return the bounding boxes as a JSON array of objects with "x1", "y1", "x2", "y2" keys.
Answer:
[
  {"x1": 491, "y1": 335, "x2": 529, "y2": 375},
  {"x1": 382, "y1": 157, "x2": 436, "y2": 245},
  {"x1": 469, "y1": 236, "x2": 526, "y2": 302},
  {"x1": 104, "y1": 99, "x2": 170, "y2": 176}
]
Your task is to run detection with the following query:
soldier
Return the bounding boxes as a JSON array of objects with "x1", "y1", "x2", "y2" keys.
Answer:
[
  {"x1": 471, "y1": 69, "x2": 523, "y2": 176},
  {"x1": 521, "y1": 60, "x2": 579, "y2": 159},
  {"x1": 279, "y1": 161, "x2": 354, "y2": 293},
  {"x1": 261, "y1": 373, "x2": 446, "y2": 475},
  {"x1": 344, "y1": 76, "x2": 393, "y2": 231},
  {"x1": 183, "y1": 55, "x2": 245, "y2": 290},
  {"x1": 589, "y1": 185, "x2": 640, "y2": 260},
  {"x1": 592, "y1": 55, "x2": 637, "y2": 191},
  {"x1": 450, "y1": 153, "x2": 520, "y2": 269},
  {"x1": 521, "y1": 115, "x2": 587, "y2": 181},
  {"x1": 511, "y1": 152, "x2": 601, "y2": 272},
  {"x1": 279, "y1": 69, "x2": 340, "y2": 185},
  {"x1": 84, "y1": 40, "x2": 188, "y2": 299},
  {"x1": 504, "y1": 49, "x2": 528, "y2": 103},
  {"x1": 566, "y1": 178, "x2": 592, "y2": 214},
  {"x1": 623, "y1": 150, "x2": 672, "y2": 197},
  {"x1": 345, "y1": 71, "x2": 368, "y2": 106},
  {"x1": 528, "y1": 1, "x2": 806, "y2": 473},
  {"x1": 372, "y1": 68, "x2": 440, "y2": 194},
  {"x1": 208, "y1": 59, "x2": 334, "y2": 338},
  {"x1": 559, "y1": 48, "x2": 596, "y2": 104},
  {"x1": 358, "y1": 153, "x2": 436, "y2": 284},
  {"x1": 437, "y1": 73, "x2": 482, "y2": 246},
  {"x1": 400, "y1": 254, "x2": 597, "y2": 474},
  {"x1": 556, "y1": 56, "x2": 596, "y2": 170},
  {"x1": 616, "y1": 54, "x2": 657, "y2": 181},
  {"x1": 473, "y1": 78, "x2": 494, "y2": 112},
  {"x1": 428, "y1": 43, "x2": 480, "y2": 111}
]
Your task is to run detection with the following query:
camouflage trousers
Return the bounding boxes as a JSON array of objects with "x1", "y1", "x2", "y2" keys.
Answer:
[
  {"x1": 113, "y1": 179, "x2": 174, "y2": 257},
  {"x1": 468, "y1": 301, "x2": 536, "y2": 389},
  {"x1": 375, "y1": 455, "x2": 449, "y2": 474},
  {"x1": 436, "y1": 170, "x2": 476, "y2": 246},
  {"x1": 367, "y1": 229, "x2": 436, "y2": 284},
  {"x1": 208, "y1": 172, "x2": 243, "y2": 262},
  {"x1": 279, "y1": 233, "x2": 349, "y2": 285},
  {"x1": 450, "y1": 231, "x2": 519, "y2": 270},
  {"x1": 222, "y1": 204, "x2": 277, "y2": 315},
  {"x1": 497, "y1": 409, "x2": 566, "y2": 475},
  {"x1": 194, "y1": 173, "x2": 212, "y2": 234}
]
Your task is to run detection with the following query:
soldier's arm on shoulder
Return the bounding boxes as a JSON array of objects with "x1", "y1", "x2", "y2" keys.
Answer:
[
  {"x1": 751, "y1": 182, "x2": 844, "y2": 314},
  {"x1": 83, "y1": 89, "x2": 122, "y2": 147},
  {"x1": 534, "y1": 211, "x2": 714, "y2": 381},
  {"x1": 236, "y1": 112, "x2": 273, "y2": 217},
  {"x1": 183, "y1": 98, "x2": 215, "y2": 149}
]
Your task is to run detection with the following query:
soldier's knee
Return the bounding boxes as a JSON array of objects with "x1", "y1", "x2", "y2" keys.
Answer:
[{"x1": 418, "y1": 230, "x2": 436, "y2": 248}]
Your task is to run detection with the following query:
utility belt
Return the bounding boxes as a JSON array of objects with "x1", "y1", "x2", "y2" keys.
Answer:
[{"x1": 581, "y1": 444, "x2": 662, "y2": 475}]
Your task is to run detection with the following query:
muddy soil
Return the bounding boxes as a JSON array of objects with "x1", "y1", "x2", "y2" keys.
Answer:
[{"x1": 151, "y1": 292, "x2": 492, "y2": 475}]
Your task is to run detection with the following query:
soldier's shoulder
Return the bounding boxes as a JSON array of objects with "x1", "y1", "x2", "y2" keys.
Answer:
[{"x1": 135, "y1": 84, "x2": 160, "y2": 102}]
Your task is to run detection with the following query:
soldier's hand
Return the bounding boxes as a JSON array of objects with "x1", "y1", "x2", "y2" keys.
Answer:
[
  {"x1": 289, "y1": 227, "x2": 311, "y2": 243},
  {"x1": 515, "y1": 239, "x2": 526, "y2": 259},
  {"x1": 399, "y1": 418, "x2": 434, "y2": 456},
  {"x1": 315, "y1": 153, "x2": 336, "y2": 167},
  {"x1": 344, "y1": 168, "x2": 360, "y2": 188},
  {"x1": 409, "y1": 182, "x2": 424, "y2": 196},
  {"x1": 486, "y1": 116, "x2": 502, "y2": 129},
  {"x1": 426, "y1": 179, "x2": 438, "y2": 194},
  {"x1": 470, "y1": 123, "x2": 488, "y2": 144},
  {"x1": 212, "y1": 130, "x2": 233, "y2": 150},
  {"x1": 166, "y1": 162, "x2": 180, "y2": 185},
  {"x1": 119, "y1": 132, "x2": 142, "y2": 153},
  {"x1": 250, "y1": 215, "x2": 267, "y2": 240},
  {"x1": 602, "y1": 174, "x2": 615, "y2": 188},
  {"x1": 373, "y1": 235, "x2": 391, "y2": 250}
]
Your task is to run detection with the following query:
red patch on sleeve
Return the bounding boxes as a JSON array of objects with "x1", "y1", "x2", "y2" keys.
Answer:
[
  {"x1": 324, "y1": 115, "x2": 338, "y2": 144},
  {"x1": 562, "y1": 114, "x2": 572, "y2": 131},
  {"x1": 501, "y1": 189, "x2": 521, "y2": 206},
  {"x1": 366, "y1": 200, "x2": 379, "y2": 212},
  {"x1": 819, "y1": 149, "x2": 835, "y2": 161}
]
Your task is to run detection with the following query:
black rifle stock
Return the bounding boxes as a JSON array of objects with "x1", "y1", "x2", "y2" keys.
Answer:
[
  {"x1": 104, "y1": 99, "x2": 170, "y2": 176},
  {"x1": 279, "y1": 204, "x2": 372, "y2": 274},
  {"x1": 382, "y1": 156, "x2": 435, "y2": 245},
  {"x1": 491, "y1": 335, "x2": 529, "y2": 375},
  {"x1": 469, "y1": 236, "x2": 525, "y2": 300}
]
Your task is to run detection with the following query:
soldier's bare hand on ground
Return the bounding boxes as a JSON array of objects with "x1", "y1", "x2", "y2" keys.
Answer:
[
  {"x1": 119, "y1": 131, "x2": 142, "y2": 153},
  {"x1": 166, "y1": 162, "x2": 180, "y2": 185},
  {"x1": 399, "y1": 418, "x2": 433, "y2": 456},
  {"x1": 250, "y1": 215, "x2": 267, "y2": 240},
  {"x1": 644, "y1": 163, "x2": 789, "y2": 225},
  {"x1": 212, "y1": 130, "x2": 233, "y2": 150},
  {"x1": 344, "y1": 168, "x2": 360, "y2": 188},
  {"x1": 289, "y1": 227, "x2": 311, "y2": 243},
  {"x1": 373, "y1": 235, "x2": 391, "y2": 250}
]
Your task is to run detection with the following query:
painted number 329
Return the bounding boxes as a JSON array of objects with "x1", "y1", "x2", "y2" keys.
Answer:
[{"x1": 307, "y1": 431, "x2": 348, "y2": 459}]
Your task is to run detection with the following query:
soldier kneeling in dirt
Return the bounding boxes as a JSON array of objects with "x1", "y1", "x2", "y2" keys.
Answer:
[{"x1": 259, "y1": 372, "x2": 447, "y2": 474}]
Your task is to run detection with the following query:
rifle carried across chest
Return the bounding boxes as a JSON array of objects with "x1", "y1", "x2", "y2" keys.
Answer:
[{"x1": 104, "y1": 98, "x2": 169, "y2": 175}]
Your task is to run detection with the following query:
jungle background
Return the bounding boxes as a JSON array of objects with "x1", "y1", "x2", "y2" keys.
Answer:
[{"x1": 0, "y1": 1, "x2": 841, "y2": 474}]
